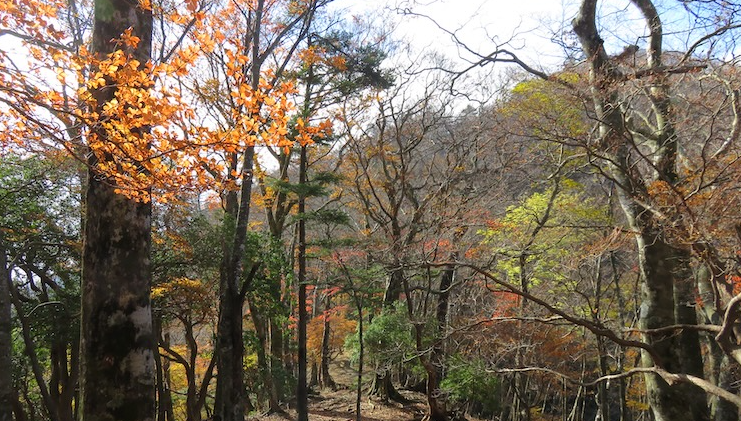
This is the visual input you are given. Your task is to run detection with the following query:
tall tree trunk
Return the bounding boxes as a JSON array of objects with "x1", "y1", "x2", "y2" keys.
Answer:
[
  {"x1": 0, "y1": 239, "x2": 13, "y2": 421},
  {"x1": 214, "y1": 136, "x2": 258, "y2": 421},
  {"x1": 247, "y1": 298, "x2": 280, "y2": 412},
  {"x1": 354, "y1": 294, "x2": 364, "y2": 421},
  {"x1": 371, "y1": 267, "x2": 405, "y2": 402},
  {"x1": 214, "y1": 268, "x2": 247, "y2": 421},
  {"x1": 698, "y1": 265, "x2": 739, "y2": 421},
  {"x1": 80, "y1": 1, "x2": 155, "y2": 419},
  {"x1": 156, "y1": 329, "x2": 174, "y2": 421},
  {"x1": 572, "y1": 1, "x2": 707, "y2": 420},
  {"x1": 269, "y1": 319, "x2": 285, "y2": 400},
  {"x1": 420, "y1": 260, "x2": 455, "y2": 421},
  {"x1": 10, "y1": 270, "x2": 58, "y2": 421},
  {"x1": 296, "y1": 144, "x2": 309, "y2": 421}
]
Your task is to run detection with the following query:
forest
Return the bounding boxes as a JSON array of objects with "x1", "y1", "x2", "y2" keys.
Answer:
[{"x1": 2, "y1": 0, "x2": 741, "y2": 421}]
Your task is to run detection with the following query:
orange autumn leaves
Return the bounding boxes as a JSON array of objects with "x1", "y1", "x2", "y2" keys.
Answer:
[{"x1": 0, "y1": 0, "x2": 333, "y2": 202}]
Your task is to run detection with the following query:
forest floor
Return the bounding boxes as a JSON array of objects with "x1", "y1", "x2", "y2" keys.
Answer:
[{"x1": 250, "y1": 359, "x2": 433, "y2": 421}]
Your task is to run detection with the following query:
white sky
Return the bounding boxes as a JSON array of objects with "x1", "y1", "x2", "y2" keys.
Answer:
[
  {"x1": 331, "y1": 0, "x2": 577, "y2": 72},
  {"x1": 328, "y1": 0, "x2": 712, "y2": 74}
]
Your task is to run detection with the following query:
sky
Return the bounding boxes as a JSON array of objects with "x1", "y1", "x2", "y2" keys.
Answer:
[
  {"x1": 329, "y1": 0, "x2": 577, "y2": 72},
  {"x1": 327, "y1": 0, "x2": 721, "y2": 74}
]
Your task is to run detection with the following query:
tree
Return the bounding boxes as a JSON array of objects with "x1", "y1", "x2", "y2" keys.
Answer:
[
  {"x1": 570, "y1": 1, "x2": 741, "y2": 419},
  {"x1": 181, "y1": 1, "x2": 332, "y2": 415},
  {"x1": 152, "y1": 208, "x2": 221, "y2": 421},
  {"x1": 79, "y1": 0, "x2": 157, "y2": 419}
]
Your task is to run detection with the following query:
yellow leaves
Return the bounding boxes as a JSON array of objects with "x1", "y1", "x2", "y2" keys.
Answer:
[
  {"x1": 329, "y1": 55, "x2": 347, "y2": 71},
  {"x1": 306, "y1": 310, "x2": 357, "y2": 364},
  {"x1": 120, "y1": 28, "x2": 141, "y2": 48},
  {"x1": 295, "y1": 117, "x2": 332, "y2": 146},
  {"x1": 1, "y1": 0, "x2": 337, "y2": 205},
  {"x1": 298, "y1": 44, "x2": 347, "y2": 71},
  {"x1": 299, "y1": 45, "x2": 322, "y2": 66}
]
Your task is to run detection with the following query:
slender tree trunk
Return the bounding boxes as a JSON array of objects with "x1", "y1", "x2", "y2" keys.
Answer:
[
  {"x1": 296, "y1": 144, "x2": 309, "y2": 421},
  {"x1": 371, "y1": 267, "x2": 405, "y2": 402},
  {"x1": 355, "y1": 295, "x2": 364, "y2": 421},
  {"x1": 183, "y1": 323, "x2": 202, "y2": 421},
  {"x1": 214, "y1": 138, "x2": 259, "y2": 421},
  {"x1": 11, "y1": 391, "x2": 26, "y2": 421},
  {"x1": 156, "y1": 330, "x2": 174, "y2": 421},
  {"x1": 320, "y1": 295, "x2": 336, "y2": 390},
  {"x1": 247, "y1": 299, "x2": 280, "y2": 412},
  {"x1": 0, "y1": 240, "x2": 13, "y2": 421},
  {"x1": 420, "y1": 260, "x2": 455, "y2": 421},
  {"x1": 698, "y1": 265, "x2": 739, "y2": 421},
  {"x1": 49, "y1": 334, "x2": 76, "y2": 421},
  {"x1": 10, "y1": 271, "x2": 58, "y2": 421},
  {"x1": 269, "y1": 319, "x2": 285, "y2": 400},
  {"x1": 610, "y1": 252, "x2": 633, "y2": 421}
]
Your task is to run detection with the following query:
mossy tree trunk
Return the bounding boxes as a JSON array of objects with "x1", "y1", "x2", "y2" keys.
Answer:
[
  {"x1": 80, "y1": 0, "x2": 155, "y2": 420},
  {"x1": 81, "y1": 178, "x2": 155, "y2": 421}
]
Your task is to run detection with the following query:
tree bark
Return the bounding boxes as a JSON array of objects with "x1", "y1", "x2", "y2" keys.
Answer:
[
  {"x1": 296, "y1": 144, "x2": 309, "y2": 421},
  {"x1": 81, "y1": 175, "x2": 155, "y2": 421},
  {"x1": 246, "y1": 297, "x2": 280, "y2": 412},
  {"x1": 371, "y1": 267, "x2": 405, "y2": 402},
  {"x1": 420, "y1": 260, "x2": 455, "y2": 421},
  {"x1": 0, "y1": 239, "x2": 13, "y2": 421},
  {"x1": 81, "y1": 0, "x2": 155, "y2": 418}
]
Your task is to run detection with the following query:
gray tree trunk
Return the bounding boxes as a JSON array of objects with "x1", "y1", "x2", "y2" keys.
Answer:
[
  {"x1": 572, "y1": 1, "x2": 707, "y2": 420},
  {"x1": 80, "y1": 1, "x2": 155, "y2": 419}
]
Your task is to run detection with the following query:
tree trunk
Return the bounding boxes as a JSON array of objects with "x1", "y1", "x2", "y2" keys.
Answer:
[
  {"x1": 355, "y1": 296, "x2": 364, "y2": 421},
  {"x1": 214, "y1": 138, "x2": 259, "y2": 421},
  {"x1": 320, "y1": 295, "x2": 336, "y2": 390},
  {"x1": 81, "y1": 175, "x2": 155, "y2": 421},
  {"x1": 420, "y1": 260, "x2": 456, "y2": 421},
  {"x1": 296, "y1": 144, "x2": 309, "y2": 421},
  {"x1": 49, "y1": 333, "x2": 77, "y2": 421},
  {"x1": 80, "y1": 1, "x2": 156, "y2": 420},
  {"x1": 269, "y1": 319, "x2": 285, "y2": 400},
  {"x1": 638, "y1": 233, "x2": 708, "y2": 421},
  {"x1": 572, "y1": 2, "x2": 708, "y2": 420},
  {"x1": 698, "y1": 266, "x2": 739, "y2": 421},
  {"x1": 214, "y1": 273, "x2": 246, "y2": 421},
  {"x1": 247, "y1": 298, "x2": 280, "y2": 412},
  {"x1": 156, "y1": 329, "x2": 174, "y2": 421},
  {"x1": 0, "y1": 240, "x2": 13, "y2": 421},
  {"x1": 371, "y1": 267, "x2": 405, "y2": 402}
]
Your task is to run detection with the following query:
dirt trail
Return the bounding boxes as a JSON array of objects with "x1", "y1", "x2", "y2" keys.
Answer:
[{"x1": 251, "y1": 358, "x2": 428, "y2": 421}]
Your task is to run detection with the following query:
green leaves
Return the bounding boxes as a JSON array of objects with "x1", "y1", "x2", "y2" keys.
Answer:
[
  {"x1": 440, "y1": 355, "x2": 500, "y2": 417},
  {"x1": 480, "y1": 179, "x2": 609, "y2": 287},
  {"x1": 344, "y1": 302, "x2": 415, "y2": 369}
]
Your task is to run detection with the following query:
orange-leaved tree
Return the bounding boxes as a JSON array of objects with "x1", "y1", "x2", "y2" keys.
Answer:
[{"x1": 0, "y1": 1, "x2": 302, "y2": 420}]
